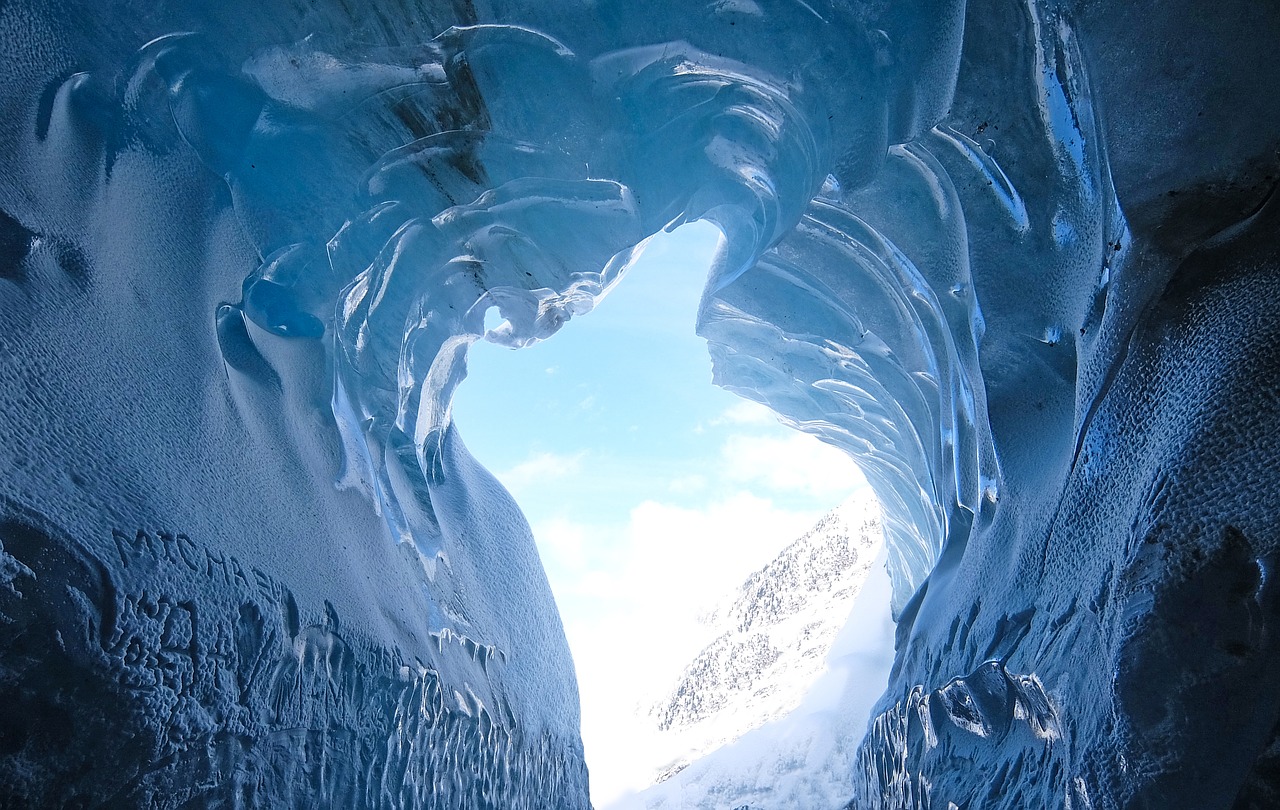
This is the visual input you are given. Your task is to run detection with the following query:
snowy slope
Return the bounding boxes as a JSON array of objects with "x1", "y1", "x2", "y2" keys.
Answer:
[
  {"x1": 605, "y1": 491, "x2": 887, "y2": 804},
  {"x1": 610, "y1": 558, "x2": 897, "y2": 809}
]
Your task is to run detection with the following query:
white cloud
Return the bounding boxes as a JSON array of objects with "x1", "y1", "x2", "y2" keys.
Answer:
[
  {"x1": 531, "y1": 516, "x2": 590, "y2": 575},
  {"x1": 720, "y1": 432, "x2": 863, "y2": 499},
  {"x1": 621, "y1": 494, "x2": 816, "y2": 606},
  {"x1": 710, "y1": 400, "x2": 777, "y2": 427},
  {"x1": 497, "y1": 451, "x2": 585, "y2": 492},
  {"x1": 544, "y1": 496, "x2": 815, "y2": 634}
]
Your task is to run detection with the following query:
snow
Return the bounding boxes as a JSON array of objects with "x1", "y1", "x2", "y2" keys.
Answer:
[
  {"x1": 647, "y1": 496, "x2": 883, "y2": 767},
  {"x1": 611, "y1": 539, "x2": 896, "y2": 810}
]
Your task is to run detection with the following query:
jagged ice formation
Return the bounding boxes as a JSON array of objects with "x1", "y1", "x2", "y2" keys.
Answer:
[{"x1": 1, "y1": 0, "x2": 1278, "y2": 807}]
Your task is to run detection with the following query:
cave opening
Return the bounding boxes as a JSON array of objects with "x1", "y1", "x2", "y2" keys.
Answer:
[{"x1": 452, "y1": 221, "x2": 892, "y2": 806}]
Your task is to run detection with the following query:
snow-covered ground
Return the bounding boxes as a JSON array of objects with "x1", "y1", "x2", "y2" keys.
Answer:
[{"x1": 603, "y1": 492, "x2": 896, "y2": 809}]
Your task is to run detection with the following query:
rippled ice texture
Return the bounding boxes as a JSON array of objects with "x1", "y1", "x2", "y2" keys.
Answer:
[{"x1": 1, "y1": 0, "x2": 1278, "y2": 807}]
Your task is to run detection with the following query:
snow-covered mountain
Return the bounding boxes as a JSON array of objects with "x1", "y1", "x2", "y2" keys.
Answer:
[{"x1": 639, "y1": 492, "x2": 884, "y2": 789}]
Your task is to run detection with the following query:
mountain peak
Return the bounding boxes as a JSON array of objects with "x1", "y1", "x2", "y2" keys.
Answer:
[{"x1": 646, "y1": 492, "x2": 883, "y2": 779}]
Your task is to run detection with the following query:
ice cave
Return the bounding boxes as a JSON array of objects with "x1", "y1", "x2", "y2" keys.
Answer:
[{"x1": 1, "y1": 0, "x2": 1278, "y2": 807}]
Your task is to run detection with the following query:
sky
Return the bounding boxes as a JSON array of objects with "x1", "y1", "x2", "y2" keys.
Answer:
[{"x1": 451, "y1": 221, "x2": 870, "y2": 805}]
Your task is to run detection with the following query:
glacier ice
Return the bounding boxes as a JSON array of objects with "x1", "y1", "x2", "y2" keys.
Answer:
[{"x1": 2, "y1": 0, "x2": 1279, "y2": 806}]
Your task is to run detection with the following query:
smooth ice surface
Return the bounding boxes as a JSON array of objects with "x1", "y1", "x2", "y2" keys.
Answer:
[{"x1": 2, "y1": 0, "x2": 1279, "y2": 806}]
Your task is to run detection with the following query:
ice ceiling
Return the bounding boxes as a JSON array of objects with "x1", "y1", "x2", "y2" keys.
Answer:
[{"x1": 1, "y1": 0, "x2": 1278, "y2": 807}]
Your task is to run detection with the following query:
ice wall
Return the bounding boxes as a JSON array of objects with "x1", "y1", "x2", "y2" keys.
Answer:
[
  {"x1": 2, "y1": 0, "x2": 1278, "y2": 806},
  {"x1": 0, "y1": 1, "x2": 596, "y2": 805}
]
